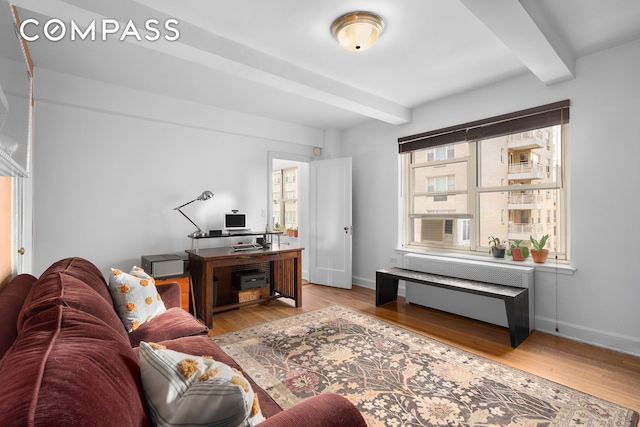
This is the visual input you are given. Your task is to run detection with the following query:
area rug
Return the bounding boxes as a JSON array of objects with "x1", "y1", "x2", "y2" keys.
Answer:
[{"x1": 214, "y1": 305, "x2": 638, "y2": 427}]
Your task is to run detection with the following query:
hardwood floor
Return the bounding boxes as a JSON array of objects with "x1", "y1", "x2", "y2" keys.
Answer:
[{"x1": 208, "y1": 283, "x2": 640, "y2": 414}]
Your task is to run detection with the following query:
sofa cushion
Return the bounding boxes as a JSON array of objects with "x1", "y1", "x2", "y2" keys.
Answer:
[
  {"x1": 139, "y1": 341, "x2": 264, "y2": 426},
  {"x1": 156, "y1": 281, "x2": 182, "y2": 309},
  {"x1": 16, "y1": 271, "x2": 129, "y2": 341},
  {"x1": 109, "y1": 267, "x2": 166, "y2": 332},
  {"x1": 39, "y1": 257, "x2": 113, "y2": 303},
  {"x1": 142, "y1": 335, "x2": 283, "y2": 418},
  {"x1": 0, "y1": 274, "x2": 37, "y2": 359},
  {"x1": 128, "y1": 307, "x2": 208, "y2": 347},
  {"x1": 0, "y1": 305, "x2": 149, "y2": 426}
]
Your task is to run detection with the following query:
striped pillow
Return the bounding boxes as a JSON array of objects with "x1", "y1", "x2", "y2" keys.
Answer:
[{"x1": 138, "y1": 341, "x2": 264, "y2": 427}]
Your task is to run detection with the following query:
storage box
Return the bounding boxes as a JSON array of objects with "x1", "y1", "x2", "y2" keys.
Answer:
[{"x1": 234, "y1": 286, "x2": 270, "y2": 303}]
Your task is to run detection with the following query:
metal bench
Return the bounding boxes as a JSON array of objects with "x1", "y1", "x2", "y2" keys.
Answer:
[{"x1": 376, "y1": 267, "x2": 530, "y2": 348}]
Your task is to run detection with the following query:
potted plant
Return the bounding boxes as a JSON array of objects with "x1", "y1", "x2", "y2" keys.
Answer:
[
  {"x1": 292, "y1": 227, "x2": 298, "y2": 238},
  {"x1": 507, "y1": 240, "x2": 529, "y2": 261},
  {"x1": 488, "y1": 236, "x2": 506, "y2": 258},
  {"x1": 530, "y1": 234, "x2": 550, "y2": 263}
]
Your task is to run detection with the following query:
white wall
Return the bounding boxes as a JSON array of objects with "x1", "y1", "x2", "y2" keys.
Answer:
[
  {"x1": 342, "y1": 39, "x2": 640, "y2": 356},
  {"x1": 32, "y1": 70, "x2": 316, "y2": 278},
  {"x1": 31, "y1": 39, "x2": 640, "y2": 356}
]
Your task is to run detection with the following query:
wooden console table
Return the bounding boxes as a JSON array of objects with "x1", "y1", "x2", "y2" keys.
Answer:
[{"x1": 187, "y1": 244, "x2": 303, "y2": 327}]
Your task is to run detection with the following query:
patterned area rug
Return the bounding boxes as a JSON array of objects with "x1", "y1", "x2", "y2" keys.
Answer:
[{"x1": 214, "y1": 305, "x2": 638, "y2": 427}]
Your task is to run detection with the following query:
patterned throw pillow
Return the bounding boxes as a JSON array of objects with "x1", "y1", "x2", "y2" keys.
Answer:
[
  {"x1": 138, "y1": 341, "x2": 264, "y2": 427},
  {"x1": 108, "y1": 266, "x2": 166, "y2": 332}
]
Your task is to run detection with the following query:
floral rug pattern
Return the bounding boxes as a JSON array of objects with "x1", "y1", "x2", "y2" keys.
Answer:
[{"x1": 214, "y1": 305, "x2": 638, "y2": 427}]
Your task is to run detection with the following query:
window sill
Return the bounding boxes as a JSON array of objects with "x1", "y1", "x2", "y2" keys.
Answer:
[{"x1": 395, "y1": 247, "x2": 576, "y2": 275}]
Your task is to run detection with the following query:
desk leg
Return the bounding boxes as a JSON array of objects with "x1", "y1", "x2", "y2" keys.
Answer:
[
  {"x1": 376, "y1": 272, "x2": 399, "y2": 306},
  {"x1": 295, "y1": 252, "x2": 302, "y2": 307},
  {"x1": 202, "y1": 264, "x2": 214, "y2": 328},
  {"x1": 212, "y1": 277, "x2": 218, "y2": 308}
]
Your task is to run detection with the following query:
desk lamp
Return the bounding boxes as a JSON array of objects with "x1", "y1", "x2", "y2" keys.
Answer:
[{"x1": 174, "y1": 190, "x2": 214, "y2": 237}]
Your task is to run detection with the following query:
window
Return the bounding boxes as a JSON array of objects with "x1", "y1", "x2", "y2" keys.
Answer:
[
  {"x1": 285, "y1": 190, "x2": 297, "y2": 200},
  {"x1": 427, "y1": 175, "x2": 455, "y2": 193},
  {"x1": 399, "y1": 100, "x2": 569, "y2": 259},
  {"x1": 272, "y1": 165, "x2": 299, "y2": 230},
  {"x1": 427, "y1": 145, "x2": 455, "y2": 162}
]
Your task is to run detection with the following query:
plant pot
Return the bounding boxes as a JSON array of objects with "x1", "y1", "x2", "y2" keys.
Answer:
[
  {"x1": 287, "y1": 229, "x2": 294, "y2": 236},
  {"x1": 293, "y1": 230, "x2": 298, "y2": 238},
  {"x1": 531, "y1": 249, "x2": 549, "y2": 264},
  {"x1": 491, "y1": 247, "x2": 506, "y2": 259},
  {"x1": 511, "y1": 248, "x2": 525, "y2": 261}
]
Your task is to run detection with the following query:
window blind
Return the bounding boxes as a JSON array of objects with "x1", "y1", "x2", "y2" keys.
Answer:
[{"x1": 398, "y1": 100, "x2": 570, "y2": 154}]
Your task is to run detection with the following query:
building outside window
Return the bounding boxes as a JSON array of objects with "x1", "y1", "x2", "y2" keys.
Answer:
[
  {"x1": 399, "y1": 101, "x2": 569, "y2": 259},
  {"x1": 272, "y1": 165, "x2": 299, "y2": 231}
]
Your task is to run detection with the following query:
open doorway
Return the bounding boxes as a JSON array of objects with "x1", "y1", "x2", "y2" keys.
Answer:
[
  {"x1": 268, "y1": 152, "x2": 310, "y2": 280},
  {"x1": 272, "y1": 161, "x2": 300, "y2": 239}
]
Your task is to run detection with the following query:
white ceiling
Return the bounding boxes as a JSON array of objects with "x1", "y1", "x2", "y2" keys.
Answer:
[{"x1": 11, "y1": 0, "x2": 640, "y2": 130}]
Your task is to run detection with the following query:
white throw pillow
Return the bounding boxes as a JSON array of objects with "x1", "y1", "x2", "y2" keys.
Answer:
[
  {"x1": 138, "y1": 341, "x2": 264, "y2": 427},
  {"x1": 108, "y1": 266, "x2": 166, "y2": 332}
]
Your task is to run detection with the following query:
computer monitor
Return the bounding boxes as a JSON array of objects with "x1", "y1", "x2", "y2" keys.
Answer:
[{"x1": 224, "y1": 212, "x2": 248, "y2": 231}]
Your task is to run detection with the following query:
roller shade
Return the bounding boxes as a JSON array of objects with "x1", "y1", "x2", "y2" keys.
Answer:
[{"x1": 399, "y1": 100, "x2": 570, "y2": 154}]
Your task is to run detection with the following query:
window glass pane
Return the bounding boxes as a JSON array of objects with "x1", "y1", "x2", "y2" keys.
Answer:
[
  {"x1": 409, "y1": 217, "x2": 471, "y2": 249},
  {"x1": 479, "y1": 126, "x2": 561, "y2": 187},
  {"x1": 273, "y1": 166, "x2": 299, "y2": 230},
  {"x1": 412, "y1": 163, "x2": 467, "y2": 193},
  {"x1": 414, "y1": 143, "x2": 468, "y2": 163},
  {"x1": 478, "y1": 189, "x2": 561, "y2": 252},
  {"x1": 411, "y1": 194, "x2": 467, "y2": 214}
]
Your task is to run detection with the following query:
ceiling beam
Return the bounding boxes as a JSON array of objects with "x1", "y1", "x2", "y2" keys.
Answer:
[
  {"x1": 151, "y1": 21, "x2": 412, "y2": 125},
  {"x1": 14, "y1": 0, "x2": 412, "y2": 125},
  {"x1": 459, "y1": 0, "x2": 575, "y2": 85}
]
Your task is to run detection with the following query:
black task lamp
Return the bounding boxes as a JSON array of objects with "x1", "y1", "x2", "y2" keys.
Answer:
[{"x1": 174, "y1": 190, "x2": 214, "y2": 237}]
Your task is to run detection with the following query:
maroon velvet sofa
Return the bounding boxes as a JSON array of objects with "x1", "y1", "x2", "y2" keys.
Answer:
[{"x1": 0, "y1": 257, "x2": 365, "y2": 427}]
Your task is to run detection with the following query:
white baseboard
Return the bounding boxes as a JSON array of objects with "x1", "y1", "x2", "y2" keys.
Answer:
[
  {"x1": 534, "y1": 315, "x2": 640, "y2": 357},
  {"x1": 351, "y1": 275, "x2": 640, "y2": 357}
]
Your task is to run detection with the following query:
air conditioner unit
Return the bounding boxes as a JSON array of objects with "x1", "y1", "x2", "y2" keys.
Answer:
[{"x1": 421, "y1": 218, "x2": 455, "y2": 244}]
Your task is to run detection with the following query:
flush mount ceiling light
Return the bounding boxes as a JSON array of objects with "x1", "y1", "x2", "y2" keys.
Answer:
[{"x1": 331, "y1": 11, "x2": 385, "y2": 52}]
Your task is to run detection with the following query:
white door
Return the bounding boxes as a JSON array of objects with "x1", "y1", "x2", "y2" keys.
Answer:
[{"x1": 309, "y1": 157, "x2": 352, "y2": 288}]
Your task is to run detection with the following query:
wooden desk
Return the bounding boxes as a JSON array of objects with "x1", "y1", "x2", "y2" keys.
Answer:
[{"x1": 187, "y1": 244, "x2": 303, "y2": 327}]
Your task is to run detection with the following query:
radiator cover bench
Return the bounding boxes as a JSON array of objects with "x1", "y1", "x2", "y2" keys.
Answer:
[{"x1": 376, "y1": 267, "x2": 530, "y2": 348}]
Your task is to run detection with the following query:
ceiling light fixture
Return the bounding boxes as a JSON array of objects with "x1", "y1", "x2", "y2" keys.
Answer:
[{"x1": 331, "y1": 11, "x2": 385, "y2": 52}]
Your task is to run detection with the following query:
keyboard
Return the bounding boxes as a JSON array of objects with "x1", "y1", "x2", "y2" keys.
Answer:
[{"x1": 230, "y1": 243, "x2": 263, "y2": 251}]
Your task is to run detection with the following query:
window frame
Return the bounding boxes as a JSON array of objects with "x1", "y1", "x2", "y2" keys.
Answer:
[{"x1": 399, "y1": 101, "x2": 570, "y2": 260}]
